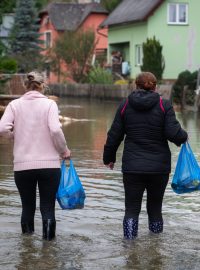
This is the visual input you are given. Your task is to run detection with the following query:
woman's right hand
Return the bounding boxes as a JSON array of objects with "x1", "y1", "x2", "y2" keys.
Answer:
[{"x1": 61, "y1": 149, "x2": 71, "y2": 160}]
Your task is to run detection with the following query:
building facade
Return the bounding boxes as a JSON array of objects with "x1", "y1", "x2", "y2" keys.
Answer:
[
  {"x1": 39, "y1": 2, "x2": 108, "y2": 83},
  {"x1": 101, "y1": 0, "x2": 200, "y2": 80}
]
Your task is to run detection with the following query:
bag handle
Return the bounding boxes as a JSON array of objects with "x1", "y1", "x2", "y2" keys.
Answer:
[
  {"x1": 185, "y1": 141, "x2": 193, "y2": 153},
  {"x1": 61, "y1": 159, "x2": 66, "y2": 169},
  {"x1": 60, "y1": 160, "x2": 67, "y2": 189}
]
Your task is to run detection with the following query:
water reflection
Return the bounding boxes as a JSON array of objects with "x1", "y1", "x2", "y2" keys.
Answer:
[
  {"x1": 123, "y1": 236, "x2": 164, "y2": 270},
  {"x1": 17, "y1": 237, "x2": 60, "y2": 270},
  {"x1": 0, "y1": 98, "x2": 200, "y2": 269}
]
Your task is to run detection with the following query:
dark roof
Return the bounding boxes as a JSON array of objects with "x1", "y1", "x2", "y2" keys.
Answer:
[
  {"x1": 42, "y1": 3, "x2": 108, "y2": 31},
  {"x1": 100, "y1": 0, "x2": 164, "y2": 27}
]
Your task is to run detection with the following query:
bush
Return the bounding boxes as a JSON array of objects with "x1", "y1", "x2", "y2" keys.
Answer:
[
  {"x1": 87, "y1": 66, "x2": 113, "y2": 84},
  {"x1": 172, "y1": 70, "x2": 197, "y2": 105},
  {"x1": 0, "y1": 57, "x2": 17, "y2": 94},
  {"x1": 0, "y1": 57, "x2": 17, "y2": 73}
]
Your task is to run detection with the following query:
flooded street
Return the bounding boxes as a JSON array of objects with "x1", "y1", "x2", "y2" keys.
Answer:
[{"x1": 0, "y1": 97, "x2": 200, "y2": 270}]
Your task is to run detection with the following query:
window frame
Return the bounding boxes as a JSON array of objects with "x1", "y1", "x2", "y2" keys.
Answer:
[
  {"x1": 44, "y1": 62, "x2": 50, "y2": 79},
  {"x1": 44, "y1": 31, "x2": 52, "y2": 49},
  {"x1": 135, "y1": 44, "x2": 143, "y2": 66},
  {"x1": 167, "y1": 3, "x2": 188, "y2": 25}
]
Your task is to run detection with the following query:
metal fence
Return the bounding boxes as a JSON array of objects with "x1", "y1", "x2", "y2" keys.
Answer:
[{"x1": 0, "y1": 74, "x2": 26, "y2": 95}]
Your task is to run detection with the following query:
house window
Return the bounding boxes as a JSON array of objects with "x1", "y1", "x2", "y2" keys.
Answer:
[
  {"x1": 168, "y1": 3, "x2": 188, "y2": 24},
  {"x1": 45, "y1": 63, "x2": 50, "y2": 78},
  {"x1": 45, "y1": 31, "x2": 52, "y2": 48},
  {"x1": 135, "y1": 45, "x2": 143, "y2": 66},
  {"x1": 43, "y1": 16, "x2": 50, "y2": 26}
]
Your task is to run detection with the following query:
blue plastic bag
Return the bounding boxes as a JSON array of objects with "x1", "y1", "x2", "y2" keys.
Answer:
[
  {"x1": 171, "y1": 142, "x2": 200, "y2": 194},
  {"x1": 57, "y1": 160, "x2": 86, "y2": 209}
]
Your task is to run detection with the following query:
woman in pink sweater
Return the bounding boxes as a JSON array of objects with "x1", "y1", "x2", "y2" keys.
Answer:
[{"x1": 0, "y1": 71, "x2": 71, "y2": 240}]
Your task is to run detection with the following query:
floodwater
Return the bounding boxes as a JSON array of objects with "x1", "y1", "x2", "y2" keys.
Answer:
[{"x1": 0, "y1": 97, "x2": 200, "y2": 270}]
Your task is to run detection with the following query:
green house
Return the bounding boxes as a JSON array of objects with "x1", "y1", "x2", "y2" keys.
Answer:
[{"x1": 100, "y1": 0, "x2": 200, "y2": 80}]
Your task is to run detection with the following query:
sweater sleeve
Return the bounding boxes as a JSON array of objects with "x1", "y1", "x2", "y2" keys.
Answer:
[
  {"x1": 163, "y1": 100, "x2": 188, "y2": 146},
  {"x1": 103, "y1": 101, "x2": 125, "y2": 164},
  {"x1": 48, "y1": 101, "x2": 69, "y2": 154},
  {"x1": 0, "y1": 103, "x2": 14, "y2": 139}
]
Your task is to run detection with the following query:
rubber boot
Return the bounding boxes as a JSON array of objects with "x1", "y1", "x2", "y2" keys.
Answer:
[
  {"x1": 149, "y1": 221, "x2": 163, "y2": 233},
  {"x1": 43, "y1": 219, "x2": 56, "y2": 241},
  {"x1": 21, "y1": 221, "x2": 34, "y2": 234},
  {"x1": 123, "y1": 217, "x2": 138, "y2": 240}
]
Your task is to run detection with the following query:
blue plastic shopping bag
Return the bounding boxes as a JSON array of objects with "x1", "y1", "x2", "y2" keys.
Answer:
[
  {"x1": 57, "y1": 160, "x2": 86, "y2": 209},
  {"x1": 171, "y1": 142, "x2": 200, "y2": 194}
]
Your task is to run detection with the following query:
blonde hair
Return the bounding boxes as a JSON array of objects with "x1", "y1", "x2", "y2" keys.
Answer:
[
  {"x1": 135, "y1": 72, "x2": 157, "y2": 91},
  {"x1": 24, "y1": 80, "x2": 44, "y2": 91},
  {"x1": 24, "y1": 71, "x2": 45, "y2": 92}
]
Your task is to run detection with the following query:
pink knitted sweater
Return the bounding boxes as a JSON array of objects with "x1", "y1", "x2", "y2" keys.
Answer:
[{"x1": 0, "y1": 91, "x2": 69, "y2": 171}]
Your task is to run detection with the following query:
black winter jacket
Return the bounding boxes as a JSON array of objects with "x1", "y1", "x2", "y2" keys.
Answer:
[{"x1": 103, "y1": 90, "x2": 188, "y2": 174}]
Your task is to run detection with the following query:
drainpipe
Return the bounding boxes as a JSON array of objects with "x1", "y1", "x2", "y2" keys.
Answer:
[
  {"x1": 96, "y1": 26, "x2": 109, "y2": 65},
  {"x1": 96, "y1": 26, "x2": 108, "y2": 38}
]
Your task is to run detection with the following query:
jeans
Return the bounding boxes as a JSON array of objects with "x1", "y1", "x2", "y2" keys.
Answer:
[
  {"x1": 123, "y1": 173, "x2": 169, "y2": 222},
  {"x1": 14, "y1": 168, "x2": 60, "y2": 223}
]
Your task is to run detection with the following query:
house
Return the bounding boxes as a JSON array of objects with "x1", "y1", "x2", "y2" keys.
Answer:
[
  {"x1": 100, "y1": 0, "x2": 200, "y2": 81},
  {"x1": 0, "y1": 13, "x2": 14, "y2": 48},
  {"x1": 39, "y1": 2, "x2": 108, "y2": 83}
]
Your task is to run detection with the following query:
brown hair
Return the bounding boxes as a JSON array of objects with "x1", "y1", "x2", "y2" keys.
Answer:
[{"x1": 135, "y1": 72, "x2": 157, "y2": 91}]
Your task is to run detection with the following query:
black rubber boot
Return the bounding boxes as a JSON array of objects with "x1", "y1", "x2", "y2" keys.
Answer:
[
  {"x1": 149, "y1": 221, "x2": 163, "y2": 233},
  {"x1": 43, "y1": 219, "x2": 56, "y2": 241},
  {"x1": 123, "y1": 217, "x2": 138, "y2": 240},
  {"x1": 21, "y1": 221, "x2": 34, "y2": 234}
]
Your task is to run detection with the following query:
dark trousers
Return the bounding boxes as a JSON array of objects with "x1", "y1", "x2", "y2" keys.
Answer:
[
  {"x1": 14, "y1": 169, "x2": 60, "y2": 223},
  {"x1": 123, "y1": 173, "x2": 169, "y2": 222}
]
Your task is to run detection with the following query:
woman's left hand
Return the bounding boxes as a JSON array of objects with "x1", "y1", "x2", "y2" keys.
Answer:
[{"x1": 106, "y1": 162, "x2": 114, "y2": 170}]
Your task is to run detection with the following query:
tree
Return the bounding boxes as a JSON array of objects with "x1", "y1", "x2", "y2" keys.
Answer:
[
  {"x1": 50, "y1": 29, "x2": 96, "y2": 82},
  {"x1": 35, "y1": 0, "x2": 49, "y2": 11},
  {"x1": 0, "y1": 0, "x2": 15, "y2": 23},
  {"x1": 0, "y1": 40, "x2": 6, "y2": 57},
  {"x1": 9, "y1": 0, "x2": 43, "y2": 72},
  {"x1": 141, "y1": 36, "x2": 165, "y2": 81},
  {"x1": 100, "y1": 0, "x2": 122, "y2": 13},
  {"x1": 0, "y1": 40, "x2": 17, "y2": 94},
  {"x1": 0, "y1": 0, "x2": 48, "y2": 23},
  {"x1": 0, "y1": 39, "x2": 17, "y2": 75}
]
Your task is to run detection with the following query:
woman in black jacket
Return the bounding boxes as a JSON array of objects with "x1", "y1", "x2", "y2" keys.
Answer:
[{"x1": 103, "y1": 72, "x2": 188, "y2": 240}]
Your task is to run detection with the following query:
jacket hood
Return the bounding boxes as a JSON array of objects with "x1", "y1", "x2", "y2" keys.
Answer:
[
  {"x1": 21, "y1": 90, "x2": 47, "y2": 100},
  {"x1": 128, "y1": 90, "x2": 160, "y2": 111}
]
